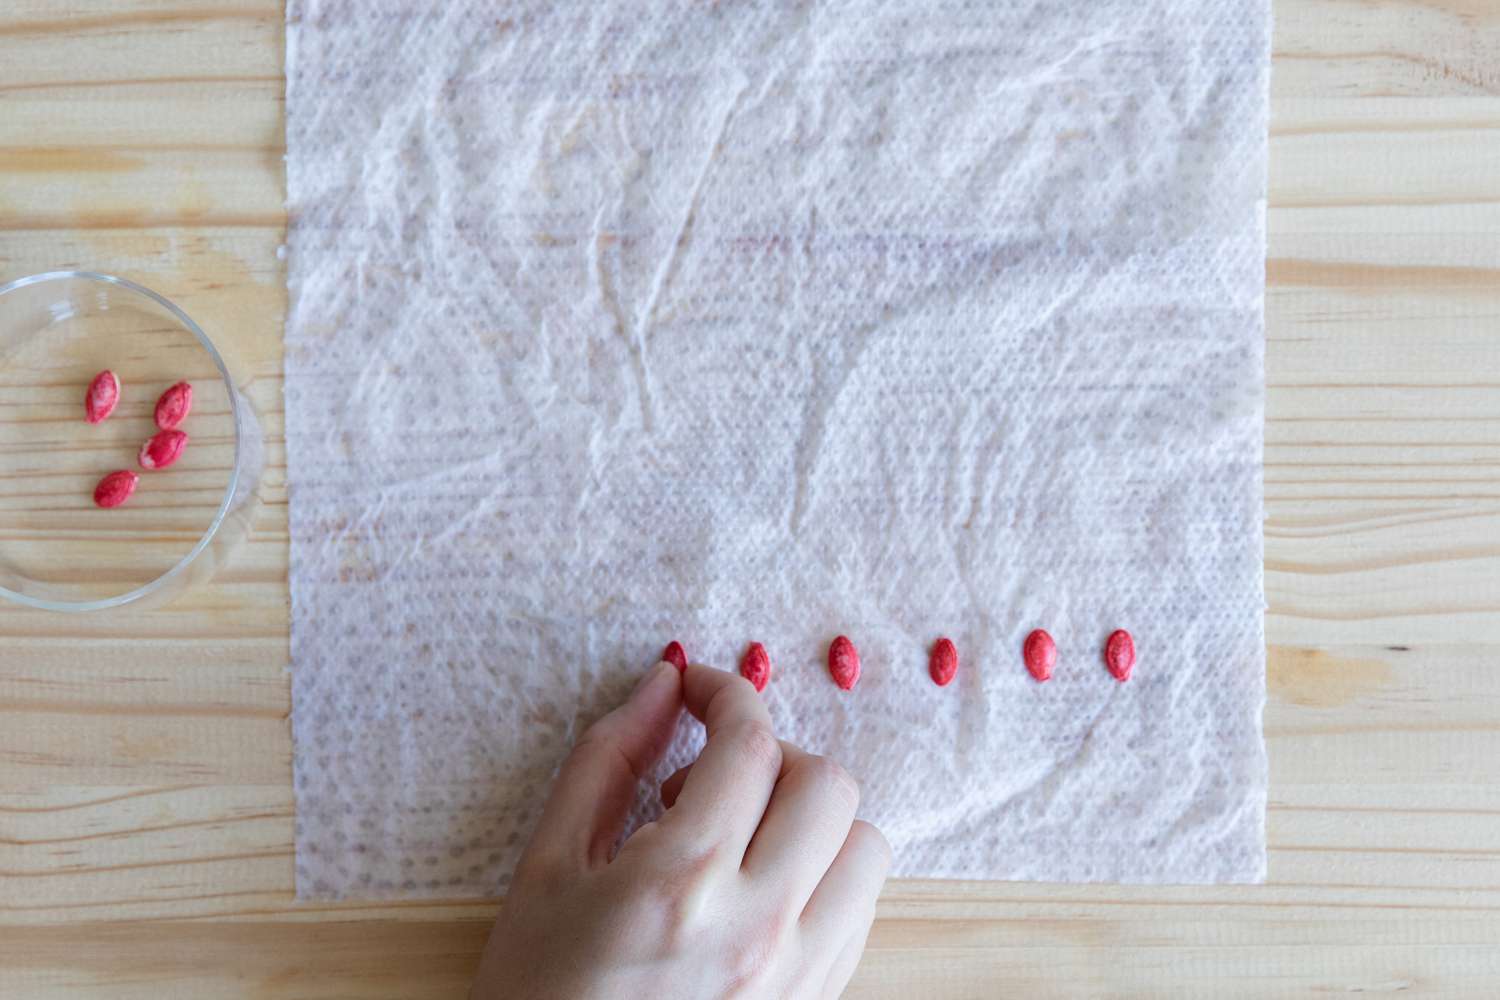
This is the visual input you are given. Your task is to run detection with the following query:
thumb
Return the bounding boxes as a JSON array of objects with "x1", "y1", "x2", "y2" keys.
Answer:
[{"x1": 529, "y1": 661, "x2": 683, "y2": 869}]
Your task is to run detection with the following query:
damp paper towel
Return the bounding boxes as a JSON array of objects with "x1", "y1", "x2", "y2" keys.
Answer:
[{"x1": 285, "y1": 0, "x2": 1270, "y2": 896}]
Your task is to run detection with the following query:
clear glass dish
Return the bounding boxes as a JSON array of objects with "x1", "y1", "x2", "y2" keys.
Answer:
[{"x1": 0, "y1": 271, "x2": 263, "y2": 611}]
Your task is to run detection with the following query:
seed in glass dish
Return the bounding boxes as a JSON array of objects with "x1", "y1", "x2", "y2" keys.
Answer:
[
  {"x1": 84, "y1": 370, "x2": 120, "y2": 424},
  {"x1": 139, "y1": 429, "x2": 188, "y2": 470},
  {"x1": 93, "y1": 469, "x2": 139, "y2": 508},
  {"x1": 154, "y1": 381, "x2": 193, "y2": 430}
]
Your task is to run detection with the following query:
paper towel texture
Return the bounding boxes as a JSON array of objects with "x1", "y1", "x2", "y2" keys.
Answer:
[{"x1": 286, "y1": 0, "x2": 1270, "y2": 896}]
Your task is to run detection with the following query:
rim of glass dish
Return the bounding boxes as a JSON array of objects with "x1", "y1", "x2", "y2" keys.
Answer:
[{"x1": 0, "y1": 270, "x2": 243, "y2": 613}]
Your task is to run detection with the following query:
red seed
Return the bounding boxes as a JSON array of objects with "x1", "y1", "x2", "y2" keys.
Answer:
[
  {"x1": 661, "y1": 640, "x2": 687, "y2": 672},
  {"x1": 1023, "y1": 629, "x2": 1056, "y2": 682},
  {"x1": 93, "y1": 469, "x2": 139, "y2": 508},
  {"x1": 739, "y1": 642, "x2": 771, "y2": 693},
  {"x1": 1105, "y1": 629, "x2": 1135, "y2": 682},
  {"x1": 85, "y1": 370, "x2": 120, "y2": 424},
  {"x1": 828, "y1": 635, "x2": 861, "y2": 691},
  {"x1": 929, "y1": 637, "x2": 958, "y2": 687},
  {"x1": 139, "y1": 429, "x2": 188, "y2": 470},
  {"x1": 154, "y1": 381, "x2": 193, "y2": 430}
]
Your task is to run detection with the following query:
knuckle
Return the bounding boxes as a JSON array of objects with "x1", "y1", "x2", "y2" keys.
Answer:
[
  {"x1": 561, "y1": 735, "x2": 613, "y2": 780},
  {"x1": 633, "y1": 844, "x2": 723, "y2": 950},
  {"x1": 568, "y1": 721, "x2": 646, "y2": 781},
  {"x1": 511, "y1": 843, "x2": 573, "y2": 892},
  {"x1": 727, "y1": 720, "x2": 782, "y2": 773},
  {"x1": 804, "y1": 755, "x2": 860, "y2": 808},
  {"x1": 726, "y1": 672, "x2": 759, "y2": 698},
  {"x1": 570, "y1": 719, "x2": 614, "y2": 758},
  {"x1": 721, "y1": 905, "x2": 787, "y2": 992}
]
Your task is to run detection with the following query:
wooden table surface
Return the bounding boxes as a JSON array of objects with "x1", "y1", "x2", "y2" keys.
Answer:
[{"x1": 4, "y1": 0, "x2": 1500, "y2": 996}]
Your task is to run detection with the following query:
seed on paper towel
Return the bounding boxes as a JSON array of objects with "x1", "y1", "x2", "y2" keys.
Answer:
[
  {"x1": 154, "y1": 381, "x2": 193, "y2": 430},
  {"x1": 661, "y1": 640, "x2": 687, "y2": 672},
  {"x1": 93, "y1": 469, "x2": 139, "y2": 508},
  {"x1": 929, "y1": 638, "x2": 958, "y2": 687},
  {"x1": 139, "y1": 429, "x2": 188, "y2": 470},
  {"x1": 1023, "y1": 629, "x2": 1056, "y2": 683},
  {"x1": 740, "y1": 642, "x2": 771, "y2": 693},
  {"x1": 1105, "y1": 629, "x2": 1135, "y2": 682},
  {"x1": 85, "y1": 370, "x2": 120, "y2": 424},
  {"x1": 828, "y1": 635, "x2": 861, "y2": 691}
]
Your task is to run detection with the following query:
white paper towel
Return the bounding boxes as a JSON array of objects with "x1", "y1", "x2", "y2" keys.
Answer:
[{"x1": 286, "y1": 0, "x2": 1270, "y2": 897}]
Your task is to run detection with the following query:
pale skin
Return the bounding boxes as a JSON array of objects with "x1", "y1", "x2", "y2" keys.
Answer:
[{"x1": 472, "y1": 661, "x2": 892, "y2": 999}]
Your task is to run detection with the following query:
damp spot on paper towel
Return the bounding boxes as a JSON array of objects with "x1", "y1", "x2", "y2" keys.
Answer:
[{"x1": 1267, "y1": 647, "x2": 1394, "y2": 708}]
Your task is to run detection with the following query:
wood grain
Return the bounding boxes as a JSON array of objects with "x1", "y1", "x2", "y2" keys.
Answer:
[{"x1": 3, "y1": 0, "x2": 1500, "y2": 995}]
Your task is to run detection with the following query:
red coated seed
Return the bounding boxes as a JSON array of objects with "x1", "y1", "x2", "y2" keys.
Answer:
[
  {"x1": 929, "y1": 637, "x2": 958, "y2": 687},
  {"x1": 139, "y1": 429, "x2": 188, "y2": 470},
  {"x1": 154, "y1": 381, "x2": 193, "y2": 430},
  {"x1": 85, "y1": 370, "x2": 120, "y2": 424},
  {"x1": 93, "y1": 469, "x2": 139, "y2": 508},
  {"x1": 1023, "y1": 629, "x2": 1057, "y2": 682},
  {"x1": 740, "y1": 642, "x2": 771, "y2": 693},
  {"x1": 661, "y1": 640, "x2": 687, "y2": 672},
  {"x1": 828, "y1": 635, "x2": 861, "y2": 691},
  {"x1": 1105, "y1": 629, "x2": 1135, "y2": 682}
]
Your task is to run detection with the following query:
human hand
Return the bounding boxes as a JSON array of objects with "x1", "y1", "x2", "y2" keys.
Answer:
[{"x1": 472, "y1": 660, "x2": 891, "y2": 999}]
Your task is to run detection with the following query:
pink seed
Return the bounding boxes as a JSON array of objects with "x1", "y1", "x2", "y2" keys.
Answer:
[
  {"x1": 154, "y1": 381, "x2": 193, "y2": 430},
  {"x1": 929, "y1": 637, "x2": 958, "y2": 687},
  {"x1": 661, "y1": 640, "x2": 687, "y2": 672},
  {"x1": 1023, "y1": 629, "x2": 1056, "y2": 682},
  {"x1": 93, "y1": 469, "x2": 139, "y2": 508},
  {"x1": 828, "y1": 635, "x2": 861, "y2": 691},
  {"x1": 740, "y1": 642, "x2": 771, "y2": 693},
  {"x1": 139, "y1": 429, "x2": 188, "y2": 470},
  {"x1": 1105, "y1": 629, "x2": 1135, "y2": 682},
  {"x1": 85, "y1": 370, "x2": 120, "y2": 424}
]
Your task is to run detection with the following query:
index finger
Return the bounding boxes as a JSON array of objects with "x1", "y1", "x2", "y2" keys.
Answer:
[
  {"x1": 523, "y1": 662, "x2": 683, "y2": 871},
  {"x1": 658, "y1": 663, "x2": 783, "y2": 856}
]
